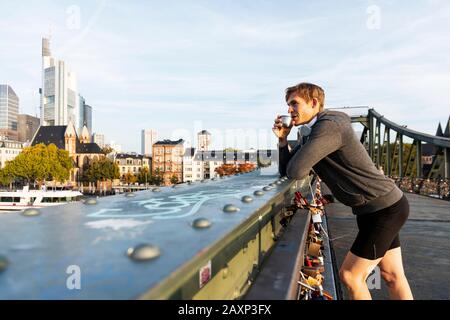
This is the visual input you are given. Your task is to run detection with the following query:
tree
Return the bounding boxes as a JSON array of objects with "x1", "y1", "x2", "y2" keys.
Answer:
[
  {"x1": 151, "y1": 168, "x2": 164, "y2": 186},
  {"x1": 238, "y1": 163, "x2": 256, "y2": 173},
  {"x1": 215, "y1": 164, "x2": 238, "y2": 176},
  {"x1": 5, "y1": 143, "x2": 73, "y2": 186},
  {"x1": 0, "y1": 167, "x2": 13, "y2": 187},
  {"x1": 83, "y1": 158, "x2": 119, "y2": 183},
  {"x1": 48, "y1": 144, "x2": 73, "y2": 183},
  {"x1": 101, "y1": 146, "x2": 114, "y2": 155},
  {"x1": 124, "y1": 172, "x2": 137, "y2": 184},
  {"x1": 170, "y1": 174, "x2": 179, "y2": 184},
  {"x1": 137, "y1": 167, "x2": 150, "y2": 184}
]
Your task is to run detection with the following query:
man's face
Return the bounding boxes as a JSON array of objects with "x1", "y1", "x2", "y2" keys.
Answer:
[{"x1": 286, "y1": 93, "x2": 320, "y2": 126}]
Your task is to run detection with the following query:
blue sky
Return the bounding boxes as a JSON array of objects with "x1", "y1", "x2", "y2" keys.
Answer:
[{"x1": 1, "y1": 0, "x2": 449, "y2": 152}]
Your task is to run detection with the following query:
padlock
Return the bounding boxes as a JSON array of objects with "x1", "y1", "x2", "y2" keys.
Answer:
[
  {"x1": 312, "y1": 212, "x2": 322, "y2": 224},
  {"x1": 301, "y1": 268, "x2": 320, "y2": 278},
  {"x1": 298, "y1": 280, "x2": 316, "y2": 292},
  {"x1": 311, "y1": 236, "x2": 323, "y2": 245},
  {"x1": 310, "y1": 207, "x2": 322, "y2": 214},
  {"x1": 306, "y1": 276, "x2": 320, "y2": 287},
  {"x1": 308, "y1": 242, "x2": 322, "y2": 257},
  {"x1": 305, "y1": 256, "x2": 313, "y2": 267},
  {"x1": 302, "y1": 265, "x2": 325, "y2": 274}
]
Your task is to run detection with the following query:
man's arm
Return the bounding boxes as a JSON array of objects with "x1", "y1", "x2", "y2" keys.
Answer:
[
  {"x1": 278, "y1": 139, "x2": 301, "y2": 177},
  {"x1": 286, "y1": 120, "x2": 342, "y2": 180}
]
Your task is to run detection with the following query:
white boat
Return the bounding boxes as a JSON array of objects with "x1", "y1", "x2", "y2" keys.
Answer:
[{"x1": 0, "y1": 186, "x2": 83, "y2": 211}]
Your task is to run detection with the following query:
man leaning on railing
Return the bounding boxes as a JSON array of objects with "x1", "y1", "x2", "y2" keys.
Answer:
[{"x1": 272, "y1": 82, "x2": 413, "y2": 300}]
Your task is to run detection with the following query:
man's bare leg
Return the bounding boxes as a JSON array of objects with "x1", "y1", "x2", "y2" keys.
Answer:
[
  {"x1": 378, "y1": 247, "x2": 413, "y2": 300},
  {"x1": 339, "y1": 251, "x2": 382, "y2": 300}
]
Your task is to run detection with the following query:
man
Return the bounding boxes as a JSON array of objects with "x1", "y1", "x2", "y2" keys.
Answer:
[{"x1": 273, "y1": 82, "x2": 413, "y2": 300}]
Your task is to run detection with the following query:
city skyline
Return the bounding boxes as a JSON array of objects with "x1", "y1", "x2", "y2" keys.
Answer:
[{"x1": 1, "y1": 1, "x2": 450, "y2": 152}]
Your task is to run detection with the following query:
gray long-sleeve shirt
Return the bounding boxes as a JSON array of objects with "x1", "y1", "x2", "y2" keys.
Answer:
[{"x1": 279, "y1": 109, "x2": 403, "y2": 215}]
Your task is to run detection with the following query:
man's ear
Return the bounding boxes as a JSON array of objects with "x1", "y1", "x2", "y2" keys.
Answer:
[{"x1": 311, "y1": 98, "x2": 318, "y2": 108}]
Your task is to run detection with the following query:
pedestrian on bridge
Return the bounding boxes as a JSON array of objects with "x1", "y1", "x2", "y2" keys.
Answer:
[{"x1": 273, "y1": 82, "x2": 413, "y2": 300}]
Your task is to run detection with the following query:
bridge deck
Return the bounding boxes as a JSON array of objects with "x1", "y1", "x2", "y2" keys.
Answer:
[{"x1": 325, "y1": 188, "x2": 450, "y2": 300}]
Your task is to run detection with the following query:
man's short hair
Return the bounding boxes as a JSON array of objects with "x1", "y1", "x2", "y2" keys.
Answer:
[{"x1": 285, "y1": 82, "x2": 325, "y2": 111}]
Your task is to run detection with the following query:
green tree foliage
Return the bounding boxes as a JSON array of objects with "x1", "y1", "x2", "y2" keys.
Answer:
[
  {"x1": 170, "y1": 174, "x2": 179, "y2": 184},
  {"x1": 137, "y1": 166, "x2": 150, "y2": 184},
  {"x1": 123, "y1": 172, "x2": 137, "y2": 184},
  {"x1": 0, "y1": 166, "x2": 13, "y2": 187},
  {"x1": 83, "y1": 158, "x2": 120, "y2": 183},
  {"x1": 151, "y1": 168, "x2": 164, "y2": 186},
  {"x1": 4, "y1": 143, "x2": 73, "y2": 185},
  {"x1": 101, "y1": 146, "x2": 114, "y2": 155}
]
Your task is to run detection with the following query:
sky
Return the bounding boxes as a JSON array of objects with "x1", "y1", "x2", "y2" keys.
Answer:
[{"x1": 1, "y1": 0, "x2": 449, "y2": 152}]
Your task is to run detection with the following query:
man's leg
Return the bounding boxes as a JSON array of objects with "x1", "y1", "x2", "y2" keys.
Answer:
[
  {"x1": 339, "y1": 251, "x2": 382, "y2": 300},
  {"x1": 378, "y1": 247, "x2": 413, "y2": 300}
]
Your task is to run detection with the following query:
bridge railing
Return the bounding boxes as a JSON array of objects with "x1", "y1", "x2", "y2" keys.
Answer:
[
  {"x1": 0, "y1": 169, "x2": 313, "y2": 300},
  {"x1": 341, "y1": 107, "x2": 450, "y2": 179}
]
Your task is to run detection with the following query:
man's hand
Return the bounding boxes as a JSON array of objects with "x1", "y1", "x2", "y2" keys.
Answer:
[{"x1": 272, "y1": 115, "x2": 292, "y2": 147}]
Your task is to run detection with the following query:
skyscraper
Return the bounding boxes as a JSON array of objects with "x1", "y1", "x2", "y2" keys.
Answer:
[
  {"x1": 17, "y1": 114, "x2": 40, "y2": 143},
  {"x1": 141, "y1": 129, "x2": 157, "y2": 156},
  {"x1": 40, "y1": 37, "x2": 80, "y2": 128},
  {"x1": 0, "y1": 84, "x2": 19, "y2": 140},
  {"x1": 78, "y1": 95, "x2": 92, "y2": 133},
  {"x1": 84, "y1": 104, "x2": 92, "y2": 134},
  {"x1": 92, "y1": 133, "x2": 105, "y2": 148}
]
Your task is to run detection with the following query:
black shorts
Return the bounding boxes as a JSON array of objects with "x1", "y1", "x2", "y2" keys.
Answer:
[{"x1": 350, "y1": 194, "x2": 409, "y2": 260}]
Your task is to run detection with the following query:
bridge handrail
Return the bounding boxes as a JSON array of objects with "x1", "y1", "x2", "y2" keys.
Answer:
[
  {"x1": 0, "y1": 170, "x2": 313, "y2": 300},
  {"x1": 141, "y1": 176, "x2": 313, "y2": 299},
  {"x1": 369, "y1": 109, "x2": 450, "y2": 148}
]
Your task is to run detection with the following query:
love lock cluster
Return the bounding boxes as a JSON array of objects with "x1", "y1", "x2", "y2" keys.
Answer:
[{"x1": 280, "y1": 178, "x2": 335, "y2": 300}]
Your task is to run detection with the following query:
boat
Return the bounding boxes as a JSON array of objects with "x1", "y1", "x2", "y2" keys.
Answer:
[{"x1": 0, "y1": 186, "x2": 83, "y2": 211}]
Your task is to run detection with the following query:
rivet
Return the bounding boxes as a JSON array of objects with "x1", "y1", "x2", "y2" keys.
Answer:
[
  {"x1": 276, "y1": 181, "x2": 282, "y2": 185},
  {"x1": 211, "y1": 177, "x2": 217, "y2": 181},
  {"x1": 241, "y1": 195, "x2": 253, "y2": 203},
  {"x1": 254, "y1": 190, "x2": 265, "y2": 196},
  {"x1": 152, "y1": 188, "x2": 161, "y2": 192},
  {"x1": 192, "y1": 218, "x2": 212, "y2": 229},
  {"x1": 21, "y1": 208, "x2": 41, "y2": 217},
  {"x1": 127, "y1": 244, "x2": 161, "y2": 261},
  {"x1": 263, "y1": 186, "x2": 272, "y2": 191},
  {"x1": 223, "y1": 204, "x2": 240, "y2": 213},
  {"x1": 85, "y1": 198, "x2": 97, "y2": 205},
  {"x1": 125, "y1": 192, "x2": 136, "y2": 197},
  {"x1": 269, "y1": 183, "x2": 276, "y2": 187},
  {"x1": 0, "y1": 255, "x2": 9, "y2": 272}
]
